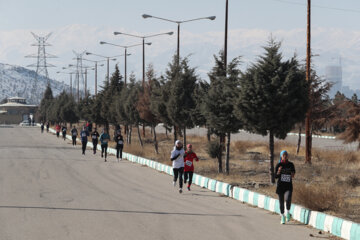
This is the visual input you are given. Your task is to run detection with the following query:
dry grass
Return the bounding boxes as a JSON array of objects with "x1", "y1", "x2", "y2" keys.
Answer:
[{"x1": 293, "y1": 183, "x2": 344, "y2": 212}]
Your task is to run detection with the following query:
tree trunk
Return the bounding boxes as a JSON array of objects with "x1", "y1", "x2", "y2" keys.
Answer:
[
  {"x1": 142, "y1": 124, "x2": 145, "y2": 137},
  {"x1": 297, "y1": 125, "x2": 302, "y2": 155},
  {"x1": 137, "y1": 124, "x2": 143, "y2": 147},
  {"x1": 165, "y1": 126, "x2": 168, "y2": 138},
  {"x1": 153, "y1": 125, "x2": 159, "y2": 154},
  {"x1": 183, "y1": 127, "x2": 187, "y2": 149},
  {"x1": 128, "y1": 125, "x2": 132, "y2": 144},
  {"x1": 217, "y1": 135, "x2": 223, "y2": 173},
  {"x1": 225, "y1": 132, "x2": 231, "y2": 175},
  {"x1": 207, "y1": 128, "x2": 211, "y2": 142},
  {"x1": 173, "y1": 126, "x2": 177, "y2": 144},
  {"x1": 269, "y1": 130, "x2": 275, "y2": 184}
]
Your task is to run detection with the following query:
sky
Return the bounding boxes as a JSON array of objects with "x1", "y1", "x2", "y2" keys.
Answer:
[{"x1": 1, "y1": 0, "x2": 360, "y2": 94}]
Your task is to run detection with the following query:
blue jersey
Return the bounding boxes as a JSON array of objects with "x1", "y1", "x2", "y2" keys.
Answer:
[{"x1": 80, "y1": 130, "x2": 89, "y2": 142}]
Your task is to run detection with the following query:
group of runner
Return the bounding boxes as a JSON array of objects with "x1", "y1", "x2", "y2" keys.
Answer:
[
  {"x1": 43, "y1": 122, "x2": 295, "y2": 225},
  {"x1": 170, "y1": 140, "x2": 199, "y2": 193},
  {"x1": 47, "y1": 123, "x2": 124, "y2": 162}
]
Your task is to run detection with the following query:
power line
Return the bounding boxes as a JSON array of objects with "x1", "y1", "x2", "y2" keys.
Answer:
[{"x1": 270, "y1": 0, "x2": 360, "y2": 14}]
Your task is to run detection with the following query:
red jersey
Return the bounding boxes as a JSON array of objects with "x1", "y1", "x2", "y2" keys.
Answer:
[
  {"x1": 55, "y1": 125, "x2": 61, "y2": 132},
  {"x1": 184, "y1": 151, "x2": 198, "y2": 172}
]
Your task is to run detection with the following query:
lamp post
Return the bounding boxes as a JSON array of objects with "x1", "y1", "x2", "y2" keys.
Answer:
[
  {"x1": 142, "y1": 14, "x2": 215, "y2": 143},
  {"x1": 100, "y1": 41, "x2": 149, "y2": 85},
  {"x1": 85, "y1": 52, "x2": 122, "y2": 83},
  {"x1": 57, "y1": 70, "x2": 75, "y2": 96},
  {"x1": 82, "y1": 58, "x2": 106, "y2": 95},
  {"x1": 142, "y1": 14, "x2": 215, "y2": 68},
  {"x1": 68, "y1": 64, "x2": 94, "y2": 99},
  {"x1": 113, "y1": 31, "x2": 173, "y2": 87}
]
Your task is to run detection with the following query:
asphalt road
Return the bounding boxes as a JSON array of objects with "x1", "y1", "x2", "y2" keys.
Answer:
[{"x1": 0, "y1": 126, "x2": 330, "y2": 240}]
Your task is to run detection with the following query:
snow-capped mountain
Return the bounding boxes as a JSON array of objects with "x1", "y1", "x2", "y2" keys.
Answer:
[{"x1": 0, "y1": 63, "x2": 69, "y2": 104}]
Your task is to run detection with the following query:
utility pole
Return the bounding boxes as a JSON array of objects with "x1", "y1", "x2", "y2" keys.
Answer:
[{"x1": 305, "y1": 0, "x2": 312, "y2": 164}]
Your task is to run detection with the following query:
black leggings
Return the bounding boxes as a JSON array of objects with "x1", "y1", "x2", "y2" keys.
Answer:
[
  {"x1": 72, "y1": 136, "x2": 77, "y2": 145},
  {"x1": 82, "y1": 141, "x2": 87, "y2": 154},
  {"x1": 116, "y1": 145, "x2": 123, "y2": 159},
  {"x1": 101, "y1": 144, "x2": 108, "y2": 158},
  {"x1": 56, "y1": 132, "x2": 60, "y2": 138},
  {"x1": 173, "y1": 167, "x2": 184, "y2": 188},
  {"x1": 93, "y1": 140, "x2": 98, "y2": 153},
  {"x1": 278, "y1": 190, "x2": 292, "y2": 214},
  {"x1": 184, "y1": 171, "x2": 193, "y2": 186}
]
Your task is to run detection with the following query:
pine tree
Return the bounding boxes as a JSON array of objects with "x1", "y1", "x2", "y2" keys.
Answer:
[
  {"x1": 204, "y1": 50, "x2": 242, "y2": 174},
  {"x1": 167, "y1": 56, "x2": 198, "y2": 147},
  {"x1": 235, "y1": 39, "x2": 308, "y2": 183},
  {"x1": 351, "y1": 93, "x2": 358, "y2": 104},
  {"x1": 137, "y1": 64, "x2": 160, "y2": 153},
  {"x1": 39, "y1": 84, "x2": 54, "y2": 121}
]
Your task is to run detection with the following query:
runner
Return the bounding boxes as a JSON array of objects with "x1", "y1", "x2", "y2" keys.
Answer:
[
  {"x1": 71, "y1": 126, "x2": 78, "y2": 146},
  {"x1": 40, "y1": 122, "x2": 44, "y2": 133},
  {"x1": 80, "y1": 126, "x2": 89, "y2": 155},
  {"x1": 91, "y1": 127, "x2": 100, "y2": 154},
  {"x1": 55, "y1": 123, "x2": 61, "y2": 138},
  {"x1": 99, "y1": 128, "x2": 110, "y2": 162},
  {"x1": 46, "y1": 122, "x2": 49, "y2": 132},
  {"x1": 170, "y1": 140, "x2": 185, "y2": 194},
  {"x1": 183, "y1": 144, "x2": 199, "y2": 191},
  {"x1": 275, "y1": 150, "x2": 296, "y2": 224},
  {"x1": 115, "y1": 133, "x2": 124, "y2": 162},
  {"x1": 62, "y1": 125, "x2": 67, "y2": 141}
]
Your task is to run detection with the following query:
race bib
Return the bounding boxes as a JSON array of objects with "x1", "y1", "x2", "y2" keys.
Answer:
[
  {"x1": 92, "y1": 135, "x2": 97, "y2": 139},
  {"x1": 72, "y1": 132, "x2": 77, "y2": 136},
  {"x1": 281, "y1": 174, "x2": 291, "y2": 183},
  {"x1": 118, "y1": 140, "x2": 123, "y2": 145},
  {"x1": 185, "y1": 160, "x2": 192, "y2": 167},
  {"x1": 103, "y1": 139, "x2": 108, "y2": 143}
]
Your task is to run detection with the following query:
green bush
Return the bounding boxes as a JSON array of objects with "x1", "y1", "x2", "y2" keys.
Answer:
[{"x1": 207, "y1": 141, "x2": 221, "y2": 159}]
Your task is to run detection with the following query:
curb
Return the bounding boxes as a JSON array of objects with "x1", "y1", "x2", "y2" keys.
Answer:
[{"x1": 43, "y1": 125, "x2": 358, "y2": 240}]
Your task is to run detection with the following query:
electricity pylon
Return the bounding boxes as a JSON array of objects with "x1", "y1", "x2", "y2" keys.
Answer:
[{"x1": 25, "y1": 32, "x2": 56, "y2": 103}]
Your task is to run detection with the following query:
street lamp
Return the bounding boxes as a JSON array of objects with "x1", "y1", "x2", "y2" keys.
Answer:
[
  {"x1": 113, "y1": 31, "x2": 173, "y2": 87},
  {"x1": 100, "y1": 41, "x2": 149, "y2": 85},
  {"x1": 82, "y1": 58, "x2": 106, "y2": 95},
  {"x1": 57, "y1": 70, "x2": 76, "y2": 96},
  {"x1": 68, "y1": 64, "x2": 95, "y2": 99},
  {"x1": 142, "y1": 14, "x2": 215, "y2": 67},
  {"x1": 85, "y1": 52, "x2": 122, "y2": 83}
]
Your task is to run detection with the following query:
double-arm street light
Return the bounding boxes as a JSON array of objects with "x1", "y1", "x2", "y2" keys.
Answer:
[
  {"x1": 142, "y1": 14, "x2": 215, "y2": 67},
  {"x1": 57, "y1": 70, "x2": 76, "y2": 96},
  {"x1": 69, "y1": 64, "x2": 95, "y2": 98},
  {"x1": 100, "y1": 41, "x2": 150, "y2": 85},
  {"x1": 113, "y1": 31, "x2": 174, "y2": 87},
  {"x1": 82, "y1": 58, "x2": 106, "y2": 95},
  {"x1": 85, "y1": 52, "x2": 122, "y2": 83}
]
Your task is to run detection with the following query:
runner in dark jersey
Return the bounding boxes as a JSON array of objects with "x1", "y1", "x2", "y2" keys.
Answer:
[
  {"x1": 40, "y1": 122, "x2": 44, "y2": 133},
  {"x1": 115, "y1": 134, "x2": 124, "y2": 162},
  {"x1": 80, "y1": 126, "x2": 89, "y2": 155},
  {"x1": 71, "y1": 126, "x2": 78, "y2": 146},
  {"x1": 99, "y1": 128, "x2": 110, "y2": 162},
  {"x1": 275, "y1": 150, "x2": 295, "y2": 224},
  {"x1": 62, "y1": 125, "x2": 67, "y2": 141},
  {"x1": 91, "y1": 128, "x2": 100, "y2": 154}
]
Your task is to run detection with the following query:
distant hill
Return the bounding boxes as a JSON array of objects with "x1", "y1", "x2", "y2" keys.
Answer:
[{"x1": 0, "y1": 63, "x2": 69, "y2": 104}]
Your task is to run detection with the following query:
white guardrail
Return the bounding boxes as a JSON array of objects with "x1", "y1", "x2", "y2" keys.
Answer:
[{"x1": 43, "y1": 125, "x2": 357, "y2": 240}]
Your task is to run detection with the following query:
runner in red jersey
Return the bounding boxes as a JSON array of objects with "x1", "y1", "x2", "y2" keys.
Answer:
[{"x1": 183, "y1": 144, "x2": 199, "y2": 191}]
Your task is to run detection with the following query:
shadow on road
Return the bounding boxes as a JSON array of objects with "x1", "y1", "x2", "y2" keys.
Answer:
[{"x1": 0, "y1": 205, "x2": 243, "y2": 217}]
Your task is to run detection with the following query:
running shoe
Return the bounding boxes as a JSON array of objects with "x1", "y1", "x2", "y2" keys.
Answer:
[
  {"x1": 187, "y1": 186, "x2": 191, "y2": 191},
  {"x1": 286, "y1": 212, "x2": 291, "y2": 222},
  {"x1": 179, "y1": 188, "x2": 182, "y2": 194},
  {"x1": 281, "y1": 215, "x2": 285, "y2": 224},
  {"x1": 173, "y1": 181, "x2": 176, "y2": 187}
]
